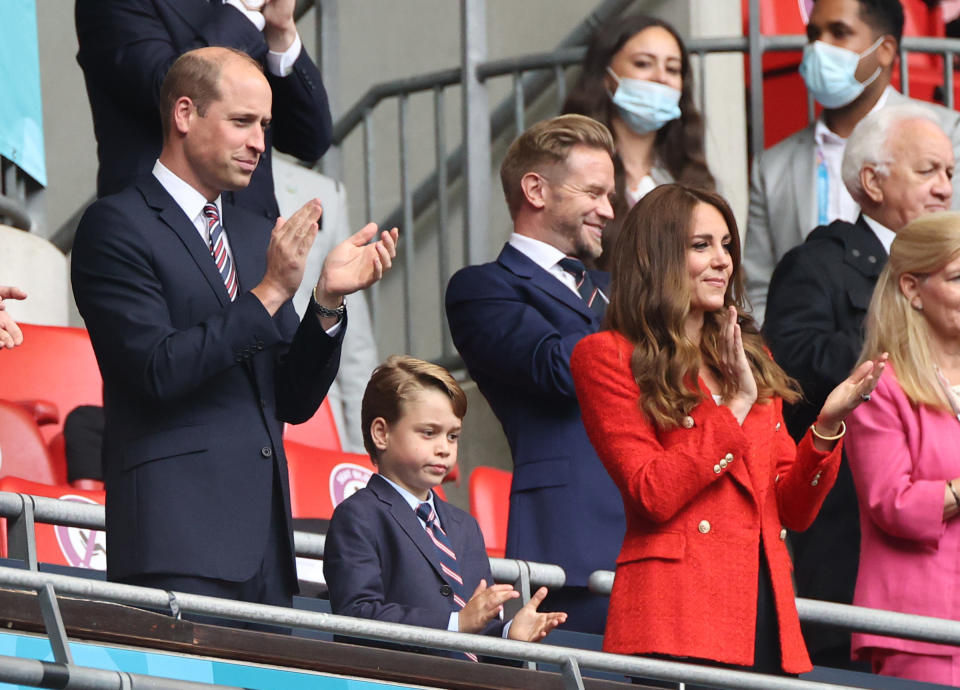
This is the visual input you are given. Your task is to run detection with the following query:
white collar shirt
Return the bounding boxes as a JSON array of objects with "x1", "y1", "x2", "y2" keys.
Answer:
[
  {"x1": 862, "y1": 214, "x2": 896, "y2": 255},
  {"x1": 508, "y1": 233, "x2": 581, "y2": 297}
]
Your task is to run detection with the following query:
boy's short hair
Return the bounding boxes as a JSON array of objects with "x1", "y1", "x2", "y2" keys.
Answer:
[{"x1": 361, "y1": 355, "x2": 467, "y2": 461}]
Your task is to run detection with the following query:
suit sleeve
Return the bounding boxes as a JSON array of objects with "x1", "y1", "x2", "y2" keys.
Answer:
[
  {"x1": 571, "y1": 335, "x2": 751, "y2": 523},
  {"x1": 71, "y1": 199, "x2": 341, "y2": 410},
  {"x1": 845, "y1": 375, "x2": 947, "y2": 546},
  {"x1": 764, "y1": 244, "x2": 862, "y2": 406},
  {"x1": 445, "y1": 267, "x2": 584, "y2": 401},
  {"x1": 744, "y1": 151, "x2": 775, "y2": 325},
  {"x1": 323, "y1": 498, "x2": 452, "y2": 630}
]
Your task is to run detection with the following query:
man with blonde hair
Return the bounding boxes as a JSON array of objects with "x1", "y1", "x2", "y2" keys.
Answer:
[{"x1": 446, "y1": 114, "x2": 624, "y2": 633}]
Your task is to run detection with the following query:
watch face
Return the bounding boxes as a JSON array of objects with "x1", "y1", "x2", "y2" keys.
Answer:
[{"x1": 241, "y1": 0, "x2": 266, "y2": 9}]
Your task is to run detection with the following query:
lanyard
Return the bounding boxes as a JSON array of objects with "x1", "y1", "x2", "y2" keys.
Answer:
[{"x1": 816, "y1": 149, "x2": 829, "y2": 228}]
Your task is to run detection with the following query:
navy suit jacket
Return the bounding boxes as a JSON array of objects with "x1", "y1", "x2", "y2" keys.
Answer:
[
  {"x1": 71, "y1": 174, "x2": 343, "y2": 585},
  {"x1": 445, "y1": 244, "x2": 625, "y2": 586},
  {"x1": 75, "y1": 0, "x2": 333, "y2": 220},
  {"x1": 324, "y1": 474, "x2": 503, "y2": 649}
]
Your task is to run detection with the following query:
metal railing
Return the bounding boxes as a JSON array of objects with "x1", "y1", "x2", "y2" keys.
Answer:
[{"x1": 1, "y1": 156, "x2": 36, "y2": 232}]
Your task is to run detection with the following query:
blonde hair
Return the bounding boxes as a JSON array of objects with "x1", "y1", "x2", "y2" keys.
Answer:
[
  {"x1": 361, "y1": 355, "x2": 467, "y2": 460},
  {"x1": 858, "y1": 212, "x2": 960, "y2": 412},
  {"x1": 500, "y1": 114, "x2": 615, "y2": 218}
]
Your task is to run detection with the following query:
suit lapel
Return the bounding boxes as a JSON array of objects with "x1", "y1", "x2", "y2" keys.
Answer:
[
  {"x1": 791, "y1": 125, "x2": 817, "y2": 245},
  {"x1": 221, "y1": 205, "x2": 260, "y2": 296},
  {"x1": 138, "y1": 177, "x2": 230, "y2": 308},
  {"x1": 368, "y1": 475, "x2": 449, "y2": 583},
  {"x1": 497, "y1": 244, "x2": 599, "y2": 324}
]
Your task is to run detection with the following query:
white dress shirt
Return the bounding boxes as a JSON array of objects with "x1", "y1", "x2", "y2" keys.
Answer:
[
  {"x1": 508, "y1": 233, "x2": 581, "y2": 297},
  {"x1": 862, "y1": 214, "x2": 896, "y2": 255}
]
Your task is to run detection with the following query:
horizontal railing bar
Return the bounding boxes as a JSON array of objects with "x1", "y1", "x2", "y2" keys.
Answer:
[
  {"x1": 0, "y1": 193, "x2": 33, "y2": 232},
  {"x1": 0, "y1": 566, "x2": 858, "y2": 690},
  {"x1": 477, "y1": 47, "x2": 585, "y2": 80}
]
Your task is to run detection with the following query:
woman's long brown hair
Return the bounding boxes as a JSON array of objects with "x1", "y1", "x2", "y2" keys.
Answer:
[{"x1": 604, "y1": 184, "x2": 799, "y2": 429}]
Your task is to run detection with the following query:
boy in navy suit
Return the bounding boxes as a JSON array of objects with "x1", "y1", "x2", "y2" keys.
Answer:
[{"x1": 324, "y1": 355, "x2": 565, "y2": 658}]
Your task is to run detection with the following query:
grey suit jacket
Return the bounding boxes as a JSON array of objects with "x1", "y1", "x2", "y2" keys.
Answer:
[{"x1": 744, "y1": 90, "x2": 960, "y2": 324}]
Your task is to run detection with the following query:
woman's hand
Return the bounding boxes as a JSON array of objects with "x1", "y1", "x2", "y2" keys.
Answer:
[
  {"x1": 720, "y1": 306, "x2": 757, "y2": 424},
  {"x1": 814, "y1": 353, "x2": 889, "y2": 446}
]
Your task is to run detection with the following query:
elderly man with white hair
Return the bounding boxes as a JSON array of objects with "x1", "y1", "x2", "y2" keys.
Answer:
[{"x1": 763, "y1": 102, "x2": 954, "y2": 670}]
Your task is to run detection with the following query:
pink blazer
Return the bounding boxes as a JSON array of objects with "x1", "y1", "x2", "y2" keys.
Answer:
[{"x1": 846, "y1": 366, "x2": 960, "y2": 658}]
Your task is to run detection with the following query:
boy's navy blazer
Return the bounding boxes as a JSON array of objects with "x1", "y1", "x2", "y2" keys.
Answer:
[
  {"x1": 72, "y1": 175, "x2": 342, "y2": 586},
  {"x1": 324, "y1": 473, "x2": 503, "y2": 637},
  {"x1": 445, "y1": 243, "x2": 625, "y2": 586}
]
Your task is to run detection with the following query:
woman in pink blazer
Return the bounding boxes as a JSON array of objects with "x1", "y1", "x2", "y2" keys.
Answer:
[{"x1": 847, "y1": 213, "x2": 960, "y2": 685}]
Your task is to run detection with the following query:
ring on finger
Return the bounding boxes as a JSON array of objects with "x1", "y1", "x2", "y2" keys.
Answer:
[{"x1": 860, "y1": 393, "x2": 871, "y2": 402}]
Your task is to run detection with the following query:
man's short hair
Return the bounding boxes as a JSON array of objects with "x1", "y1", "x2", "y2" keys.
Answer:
[
  {"x1": 500, "y1": 114, "x2": 614, "y2": 219},
  {"x1": 814, "y1": 0, "x2": 904, "y2": 46},
  {"x1": 159, "y1": 47, "x2": 263, "y2": 138},
  {"x1": 360, "y1": 355, "x2": 467, "y2": 461},
  {"x1": 841, "y1": 102, "x2": 943, "y2": 204}
]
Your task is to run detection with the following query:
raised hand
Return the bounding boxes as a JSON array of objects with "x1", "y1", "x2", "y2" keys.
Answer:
[
  {"x1": 260, "y1": 0, "x2": 297, "y2": 52},
  {"x1": 507, "y1": 587, "x2": 567, "y2": 642},
  {"x1": 315, "y1": 224, "x2": 398, "y2": 302},
  {"x1": 719, "y1": 306, "x2": 757, "y2": 424},
  {"x1": 0, "y1": 286, "x2": 26, "y2": 350},
  {"x1": 251, "y1": 198, "x2": 323, "y2": 315},
  {"x1": 458, "y1": 579, "x2": 520, "y2": 634},
  {"x1": 814, "y1": 353, "x2": 889, "y2": 444}
]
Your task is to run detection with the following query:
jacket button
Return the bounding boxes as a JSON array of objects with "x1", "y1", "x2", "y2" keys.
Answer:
[
  {"x1": 719, "y1": 459, "x2": 727, "y2": 469},
  {"x1": 713, "y1": 464, "x2": 722, "y2": 474},
  {"x1": 775, "y1": 422, "x2": 781, "y2": 431},
  {"x1": 724, "y1": 453, "x2": 734, "y2": 462},
  {"x1": 775, "y1": 474, "x2": 781, "y2": 483},
  {"x1": 851, "y1": 248, "x2": 861, "y2": 258},
  {"x1": 780, "y1": 529, "x2": 787, "y2": 540},
  {"x1": 440, "y1": 584, "x2": 452, "y2": 597},
  {"x1": 682, "y1": 416, "x2": 695, "y2": 429},
  {"x1": 260, "y1": 447, "x2": 272, "y2": 458},
  {"x1": 868, "y1": 255, "x2": 877, "y2": 264},
  {"x1": 698, "y1": 520, "x2": 711, "y2": 534}
]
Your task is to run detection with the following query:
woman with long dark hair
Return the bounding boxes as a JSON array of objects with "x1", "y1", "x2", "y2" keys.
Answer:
[
  {"x1": 571, "y1": 184, "x2": 884, "y2": 683},
  {"x1": 563, "y1": 15, "x2": 715, "y2": 267}
]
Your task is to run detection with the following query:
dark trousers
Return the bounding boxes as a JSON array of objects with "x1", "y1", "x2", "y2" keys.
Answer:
[
  {"x1": 541, "y1": 585, "x2": 610, "y2": 635},
  {"x1": 120, "y1": 468, "x2": 295, "y2": 632}
]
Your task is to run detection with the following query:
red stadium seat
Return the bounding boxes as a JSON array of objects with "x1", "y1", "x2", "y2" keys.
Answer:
[
  {"x1": 0, "y1": 400, "x2": 66, "y2": 485},
  {"x1": 0, "y1": 476, "x2": 106, "y2": 570},
  {"x1": 284, "y1": 399, "x2": 343, "y2": 451},
  {"x1": 469, "y1": 466, "x2": 512, "y2": 558}
]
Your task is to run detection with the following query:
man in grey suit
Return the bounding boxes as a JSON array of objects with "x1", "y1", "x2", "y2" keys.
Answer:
[{"x1": 745, "y1": 0, "x2": 960, "y2": 323}]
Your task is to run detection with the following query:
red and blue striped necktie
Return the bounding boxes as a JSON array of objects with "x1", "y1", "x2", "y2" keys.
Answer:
[
  {"x1": 203, "y1": 203, "x2": 238, "y2": 301},
  {"x1": 416, "y1": 501, "x2": 479, "y2": 662},
  {"x1": 558, "y1": 256, "x2": 605, "y2": 317}
]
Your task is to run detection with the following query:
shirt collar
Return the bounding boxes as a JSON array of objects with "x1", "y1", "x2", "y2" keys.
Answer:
[
  {"x1": 508, "y1": 232, "x2": 569, "y2": 273},
  {"x1": 814, "y1": 85, "x2": 894, "y2": 147},
  {"x1": 152, "y1": 159, "x2": 222, "y2": 224},
  {"x1": 862, "y1": 214, "x2": 897, "y2": 254},
  {"x1": 378, "y1": 474, "x2": 437, "y2": 514}
]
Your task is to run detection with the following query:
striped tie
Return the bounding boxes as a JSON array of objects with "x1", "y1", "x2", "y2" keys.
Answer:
[
  {"x1": 203, "y1": 203, "x2": 238, "y2": 301},
  {"x1": 416, "y1": 501, "x2": 479, "y2": 662},
  {"x1": 558, "y1": 256, "x2": 606, "y2": 318}
]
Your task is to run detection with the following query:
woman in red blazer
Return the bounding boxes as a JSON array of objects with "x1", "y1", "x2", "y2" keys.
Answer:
[{"x1": 571, "y1": 184, "x2": 884, "y2": 680}]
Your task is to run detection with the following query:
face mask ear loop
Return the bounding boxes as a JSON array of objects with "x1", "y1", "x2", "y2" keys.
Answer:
[
  {"x1": 858, "y1": 36, "x2": 886, "y2": 89},
  {"x1": 605, "y1": 66, "x2": 621, "y2": 101}
]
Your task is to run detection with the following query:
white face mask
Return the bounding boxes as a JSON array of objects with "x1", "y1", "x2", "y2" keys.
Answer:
[
  {"x1": 798, "y1": 37, "x2": 884, "y2": 109},
  {"x1": 606, "y1": 67, "x2": 682, "y2": 134}
]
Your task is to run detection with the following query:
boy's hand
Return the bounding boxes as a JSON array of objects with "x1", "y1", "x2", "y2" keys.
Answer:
[
  {"x1": 458, "y1": 579, "x2": 519, "y2": 633},
  {"x1": 507, "y1": 587, "x2": 567, "y2": 642}
]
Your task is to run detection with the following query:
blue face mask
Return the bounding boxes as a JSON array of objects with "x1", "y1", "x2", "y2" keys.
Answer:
[
  {"x1": 799, "y1": 37, "x2": 884, "y2": 109},
  {"x1": 606, "y1": 67, "x2": 682, "y2": 134}
]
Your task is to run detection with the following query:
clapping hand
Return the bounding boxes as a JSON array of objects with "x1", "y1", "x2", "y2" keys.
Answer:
[
  {"x1": 315, "y1": 224, "x2": 398, "y2": 301},
  {"x1": 458, "y1": 579, "x2": 520, "y2": 633},
  {"x1": 719, "y1": 306, "x2": 757, "y2": 424},
  {"x1": 814, "y1": 353, "x2": 889, "y2": 443},
  {"x1": 507, "y1": 587, "x2": 567, "y2": 642}
]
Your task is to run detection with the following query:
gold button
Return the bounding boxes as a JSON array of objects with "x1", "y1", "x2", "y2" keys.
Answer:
[
  {"x1": 682, "y1": 416, "x2": 695, "y2": 429},
  {"x1": 811, "y1": 479, "x2": 819, "y2": 486},
  {"x1": 779, "y1": 529, "x2": 787, "y2": 540},
  {"x1": 698, "y1": 520, "x2": 711, "y2": 534},
  {"x1": 724, "y1": 453, "x2": 734, "y2": 462},
  {"x1": 719, "y1": 459, "x2": 728, "y2": 469},
  {"x1": 775, "y1": 474, "x2": 781, "y2": 483},
  {"x1": 775, "y1": 422, "x2": 781, "y2": 431},
  {"x1": 713, "y1": 464, "x2": 722, "y2": 474}
]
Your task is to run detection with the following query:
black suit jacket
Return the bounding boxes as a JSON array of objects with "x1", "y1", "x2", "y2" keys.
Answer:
[
  {"x1": 75, "y1": 0, "x2": 333, "y2": 220},
  {"x1": 763, "y1": 215, "x2": 886, "y2": 655},
  {"x1": 445, "y1": 244, "x2": 624, "y2": 588},
  {"x1": 71, "y1": 175, "x2": 343, "y2": 585},
  {"x1": 324, "y1": 474, "x2": 503, "y2": 657}
]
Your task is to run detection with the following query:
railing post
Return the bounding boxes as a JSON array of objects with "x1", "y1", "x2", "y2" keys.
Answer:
[
  {"x1": 317, "y1": 0, "x2": 342, "y2": 180},
  {"x1": 7, "y1": 493, "x2": 38, "y2": 571},
  {"x1": 461, "y1": 0, "x2": 491, "y2": 266},
  {"x1": 747, "y1": 0, "x2": 764, "y2": 157},
  {"x1": 37, "y1": 583, "x2": 74, "y2": 665}
]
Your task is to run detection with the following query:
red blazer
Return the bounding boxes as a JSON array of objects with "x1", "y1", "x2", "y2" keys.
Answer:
[{"x1": 571, "y1": 331, "x2": 842, "y2": 674}]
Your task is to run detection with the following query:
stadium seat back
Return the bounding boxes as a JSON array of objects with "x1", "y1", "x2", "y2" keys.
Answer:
[
  {"x1": 283, "y1": 399, "x2": 342, "y2": 451},
  {"x1": 0, "y1": 400, "x2": 65, "y2": 485},
  {"x1": 469, "y1": 466, "x2": 512, "y2": 558}
]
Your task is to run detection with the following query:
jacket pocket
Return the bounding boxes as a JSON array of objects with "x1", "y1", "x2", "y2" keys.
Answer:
[
  {"x1": 616, "y1": 531, "x2": 685, "y2": 564},
  {"x1": 511, "y1": 456, "x2": 570, "y2": 492},
  {"x1": 122, "y1": 425, "x2": 209, "y2": 471}
]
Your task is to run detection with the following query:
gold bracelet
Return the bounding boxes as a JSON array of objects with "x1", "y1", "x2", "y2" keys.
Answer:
[
  {"x1": 810, "y1": 420, "x2": 846, "y2": 441},
  {"x1": 948, "y1": 480, "x2": 960, "y2": 508}
]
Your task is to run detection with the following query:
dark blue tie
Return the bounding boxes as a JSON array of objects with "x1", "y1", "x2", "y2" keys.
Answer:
[{"x1": 558, "y1": 257, "x2": 605, "y2": 317}]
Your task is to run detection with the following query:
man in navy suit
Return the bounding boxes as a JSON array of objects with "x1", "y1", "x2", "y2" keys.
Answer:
[
  {"x1": 72, "y1": 47, "x2": 396, "y2": 609},
  {"x1": 445, "y1": 114, "x2": 625, "y2": 634},
  {"x1": 76, "y1": 0, "x2": 332, "y2": 220}
]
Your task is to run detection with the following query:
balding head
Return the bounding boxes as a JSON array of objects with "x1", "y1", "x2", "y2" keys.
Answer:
[{"x1": 842, "y1": 104, "x2": 954, "y2": 230}]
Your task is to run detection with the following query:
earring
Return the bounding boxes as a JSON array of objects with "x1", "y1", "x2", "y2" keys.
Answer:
[{"x1": 912, "y1": 300, "x2": 923, "y2": 311}]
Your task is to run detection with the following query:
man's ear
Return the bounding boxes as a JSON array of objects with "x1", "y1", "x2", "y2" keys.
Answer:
[
  {"x1": 899, "y1": 272, "x2": 923, "y2": 311},
  {"x1": 860, "y1": 165, "x2": 884, "y2": 205},
  {"x1": 171, "y1": 96, "x2": 195, "y2": 136},
  {"x1": 520, "y1": 172, "x2": 548, "y2": 210},
  {"x1": 875, "y1": 35, "x2": 897, "y2": 70},
  {"x1": 370, "y1": 417, "x2": 389, "y2": 452}
]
